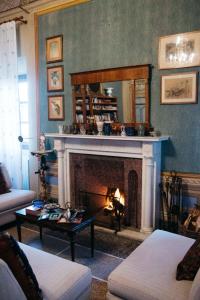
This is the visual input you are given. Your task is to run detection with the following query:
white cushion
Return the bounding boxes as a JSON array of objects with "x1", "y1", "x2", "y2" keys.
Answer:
[
  {"x1": 0, "y1": 163, "x2": 12, "y2": 189},
  {"x1": 19, "y1": 243, "x2": 92, "y2": 300},
  {"x1": 0, "y1": 189, "x2": 35, "y2": 212},
  {"x1": 108, "y1": 230, "x2": 194, "y2": 300},
  {"x1": 189, "y1": 267, "x2": 200, "y2": 300},
  {"x1": 0, "y1": 259, "x2": 26, "y2": 300}
]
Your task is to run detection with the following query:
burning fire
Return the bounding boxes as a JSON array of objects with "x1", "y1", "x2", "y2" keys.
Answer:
[
  {"x1": 114, "y1": 188, "x2": 125, "y2": 206},
  {"x1": 105, "y1": 188, "x2": 125, "y2": 211}
]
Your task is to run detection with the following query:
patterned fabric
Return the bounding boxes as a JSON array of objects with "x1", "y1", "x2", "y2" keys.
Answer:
[
  {"x1": 0, "y1": 21, "x2": 22, "y2": 188},
  {"x1": 0, "y1": 232, "x2": 43, "y2": 299},
  {"x1": 0, "y1": 165, "x2": 10, "y2": 194},
  {"x1": 176, "y1": 238, "x2": 200, "y2": 281}
]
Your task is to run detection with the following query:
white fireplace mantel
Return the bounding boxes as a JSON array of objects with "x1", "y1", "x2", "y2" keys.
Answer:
[{"x1": 45, "y1": 133, "x2": 169, "y2": 233}]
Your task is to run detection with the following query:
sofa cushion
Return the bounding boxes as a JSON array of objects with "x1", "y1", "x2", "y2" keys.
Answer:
[
  {"x1": 20, "y1": 242, "x2": 92, "y2": 300},
  {"x1": 176, "y1": 238, "x2": 200, "y2": 281},
  {"x1": 0, "y1": 258, "x2": 26, "y2": 300},
  {"x1": 0, "y1": 163, "x2": 12, "y2": 189},
  {"x1": 0, "y1": 232, "x2": 42, "y2": 300},
  {"x1": 0, "y1": 189, "x2": 35, "y2": 212},
  {"x1": 108, "y1": 230, "x2": 194, "y2": 300},
  {"x1": 0, "y1": 166, "x2": 10, "y2": 194}
]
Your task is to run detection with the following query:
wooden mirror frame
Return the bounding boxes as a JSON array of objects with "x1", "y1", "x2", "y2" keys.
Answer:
[{"x1": 70, "y1": 64, "x2": 151, "y2": 127}]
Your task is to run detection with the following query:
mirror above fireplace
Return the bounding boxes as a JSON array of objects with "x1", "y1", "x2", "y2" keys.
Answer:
[{"x1": 70, "y1": 64, "x2": 151, "y2": 127}]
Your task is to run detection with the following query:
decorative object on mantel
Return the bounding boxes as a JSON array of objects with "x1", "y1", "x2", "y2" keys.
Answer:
[
  {"x1": 125, "y1": 124, "x2": 135, "y2": 136},
  {"x1": 120, "y1": 124, "x2": 126, "y2": 136},
  {"x1": 58, "y1": 124, "x2": 64, "y2": 134},
  {"x1": 159, "y1": 171, "x2": 183, "y2": 233},
  {"x1": 159, "y1": 30, "x2": 200, "y2": 69},
  {"x1": 103, "y1": 121, "x2": 112, "y2": 136},
  {"x1": 149, "y1": 130, "x2": 161, "y2": 137},
  {"x1": 137, "y1": 124, "x2": 145, "y2": 136},
  {"x1": 79, "y1": 123, "x2": 86, "y2": 135},
  {"x1": 96, "y1": 121, "x2": 104, "y2": 136}
]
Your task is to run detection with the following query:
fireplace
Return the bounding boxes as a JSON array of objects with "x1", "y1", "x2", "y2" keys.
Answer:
[
  {"x1": 45, "y1": 134, "x2": 169, "y2": 234},
  {"x1": 70, "y1": 153, "x2": 142, "y2": 230}
]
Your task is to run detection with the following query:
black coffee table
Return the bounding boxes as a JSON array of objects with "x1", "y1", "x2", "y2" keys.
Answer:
[{"x1": 15, "y1": 208, "x2": 95, "y2": 262}]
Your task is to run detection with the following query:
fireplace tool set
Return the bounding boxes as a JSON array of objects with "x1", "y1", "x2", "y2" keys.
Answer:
[{"x1": 159, "y1": 171, "x2": 182, "y2": 233}]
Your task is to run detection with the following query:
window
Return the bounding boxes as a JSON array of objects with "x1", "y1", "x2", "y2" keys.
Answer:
[{"x1": 18, "y1": 72, "x2": 30, "y2": 189}]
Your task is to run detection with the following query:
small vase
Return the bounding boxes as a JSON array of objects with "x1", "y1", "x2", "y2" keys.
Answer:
[
  {"x1": 96, "y1": 121, "x2": 104, "y2": 136},
  {"x1": 103, "y1": 122, "x2": 112, "y2": 136},
  {"x1": 121, "y1": 125, "x2": 126, "y2": 137}
]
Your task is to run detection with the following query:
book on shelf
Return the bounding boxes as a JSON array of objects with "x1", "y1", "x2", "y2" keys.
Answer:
[{"x1": 26, "y1": 205, "x2": 41, "y2": 216}]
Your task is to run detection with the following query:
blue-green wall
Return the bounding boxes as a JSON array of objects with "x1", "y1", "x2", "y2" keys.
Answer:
[{"x1": 38, "y1": 0, "x2": 200, "y2": 173}]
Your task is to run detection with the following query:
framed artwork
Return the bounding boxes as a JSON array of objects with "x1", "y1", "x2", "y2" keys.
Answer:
[
  {"x1": 161, "y1": 72, "x2": 197, "y2": 104},
  {"x1": 48, "y1": 95, "x2": 64, "y2": 120},
  {"x1": 159, "y1": 31, "x2": 200, "y2": 69},
  {"x1": 47, "y1": 66, "x2": 64, "y2": 91},
  {"x1": 46, "y1": 35, "x2": 63, "y2": 63}
]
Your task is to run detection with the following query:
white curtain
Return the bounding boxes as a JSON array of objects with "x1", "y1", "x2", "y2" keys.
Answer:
[{"x1": 0, "y1": 21, "x2": 22, "y2": 189}]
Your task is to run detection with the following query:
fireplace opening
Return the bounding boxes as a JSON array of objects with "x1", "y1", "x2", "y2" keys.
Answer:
[
  {"x1": 78, "y1": 187, "x2": 126, "y2": 231},
  {"x1": 70, "y1": 154, "x2": 142, "y2": 231}
]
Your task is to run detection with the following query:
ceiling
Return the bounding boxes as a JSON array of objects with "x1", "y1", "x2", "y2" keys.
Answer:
[{"x1": 0, "y1": 0, "x2": 39, "y2": 13}]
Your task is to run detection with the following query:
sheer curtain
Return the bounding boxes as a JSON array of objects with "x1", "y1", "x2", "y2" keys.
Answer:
[{"x1": 0, "y1": 21, "x2": 22, "y2": 188}]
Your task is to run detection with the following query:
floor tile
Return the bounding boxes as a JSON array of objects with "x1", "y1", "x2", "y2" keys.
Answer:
[
  {"x1": 7, "y1": 226, "x2": 70, "y2": 255},
  {"x1": 59, "y1": 244, "x2": 123, "y2": 280}
]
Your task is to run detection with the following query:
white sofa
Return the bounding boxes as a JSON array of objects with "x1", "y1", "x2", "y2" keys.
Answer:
[
  {"x1": 0, "y1": 189, "x2": 36, "y2": 226},
  {"x1": 107, "y1": 230, "x2": 200, "y2": 300},
  {"x1": 0, "y1": 242, "x2": 92, "y2": 300},
  {"x1": 0, "y1": 164, "x2": 36, "y2": 226}
]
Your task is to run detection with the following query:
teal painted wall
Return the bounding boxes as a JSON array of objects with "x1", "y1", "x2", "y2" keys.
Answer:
[{"x1": 38, "y1": 0, "x2": 200, "y2": 172}]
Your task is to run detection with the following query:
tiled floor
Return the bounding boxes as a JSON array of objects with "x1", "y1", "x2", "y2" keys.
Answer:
[{"x1": 7, "y1": 225, "x2": 123, "y2": 281}]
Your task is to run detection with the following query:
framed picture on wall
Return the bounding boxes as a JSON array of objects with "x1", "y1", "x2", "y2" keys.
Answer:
[
  {"x1": 46, "y1": 35, "x2": 63, "y2": 63},
  {"x1": 161, "y1": 72, "x2": 198, "y2": 104},
  {"x1": 48, "y1": 95, "x2": 65, "y2": 120},
  {"x1": 47, "y1": 66, "x2": 64, "y2": 91},
  {"x1": 158, "y1": 31, "x2": 200, "y2": 69}
]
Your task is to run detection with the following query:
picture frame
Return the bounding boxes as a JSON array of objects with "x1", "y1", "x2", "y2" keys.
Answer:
[
  {"x1": 47, "y1": 65, "x2": 64, "y2": 91},
  {"x1": 161, "y1": 72, "x2": 198, "y2": 104},
  {"x1": 46, "y1": 35, "x2": 63, "y2": 63},
  {"x1": 48, "y1": 95, "x2": 65, "y2": 120},
  {"x1": 158, "y1": 31, "x2": 200, "y2": 69}
]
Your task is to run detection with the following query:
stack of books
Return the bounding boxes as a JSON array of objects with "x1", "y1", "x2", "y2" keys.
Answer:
[{"x1": 26, "y1": 205, "x2": 41, "y2": 216}]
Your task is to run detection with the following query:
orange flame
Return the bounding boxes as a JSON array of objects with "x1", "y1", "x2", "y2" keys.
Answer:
[{"x1": 114, "y1": 188, "x2": 125, "y2": 206}]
